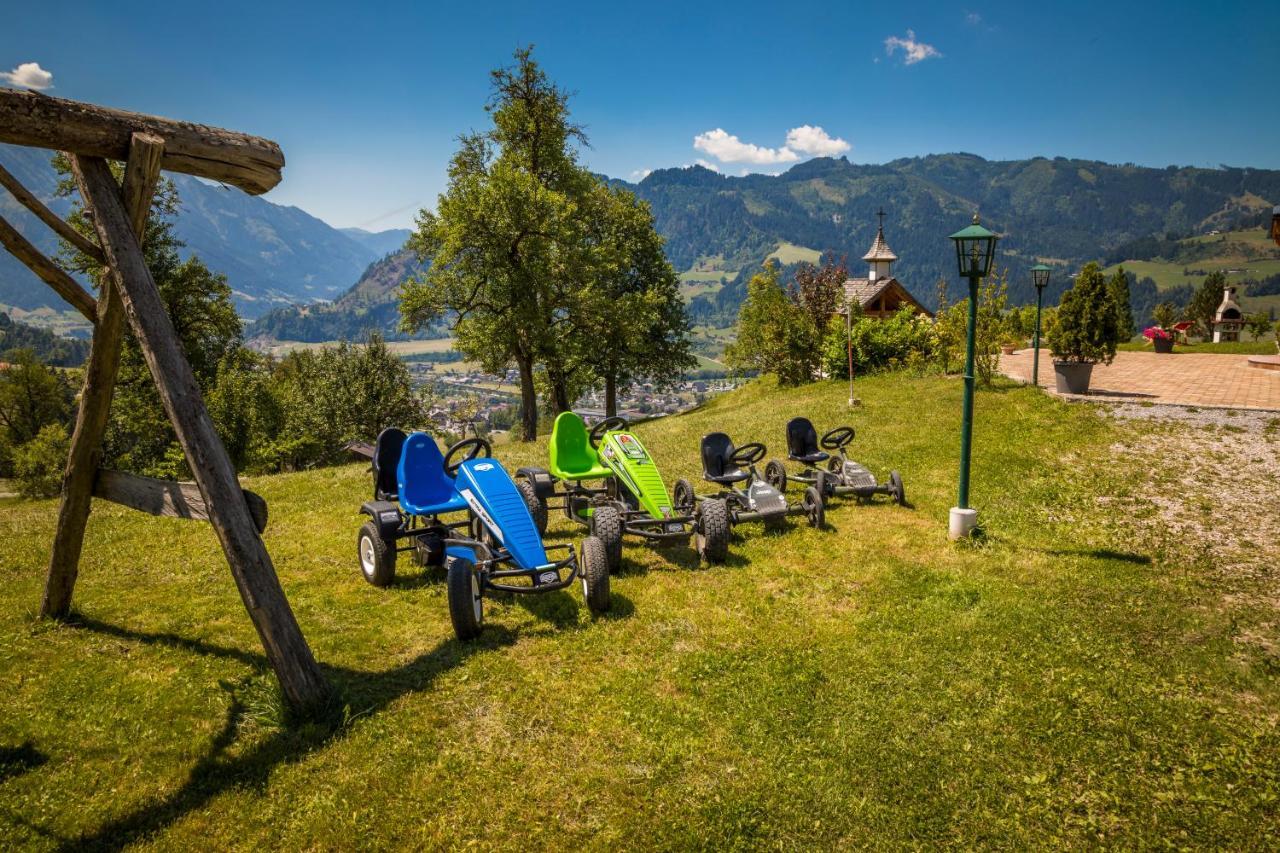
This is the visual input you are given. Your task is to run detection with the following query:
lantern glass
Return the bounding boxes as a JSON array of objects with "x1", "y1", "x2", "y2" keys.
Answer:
[
  {"x1": 948, "y1": 214, "x2": 998, "y2": 279},
  {"x1": 1031, "y1": 263, "x2": 1052, "y2": 290}
]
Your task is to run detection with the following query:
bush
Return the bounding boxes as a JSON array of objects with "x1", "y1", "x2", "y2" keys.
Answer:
[
  {"x1": 13, "y1": 423, "x2": 69, "y2": 499},
  {"x1": 1049, "y1": 262, "x2": 1120, "y2": 365},
  {"x1": 821, "y1": 306, "x2": 935, "y2": 378}
]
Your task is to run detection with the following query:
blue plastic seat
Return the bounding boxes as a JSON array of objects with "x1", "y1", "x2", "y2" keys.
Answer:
[{"x1": 397, "y1": 432, "x2": 469, "y2": 516}]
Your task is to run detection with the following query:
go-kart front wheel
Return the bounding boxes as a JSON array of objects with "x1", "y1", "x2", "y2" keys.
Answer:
[
  {"x1": 591, "y1": 504, "x2": 624, "y2": 574},
  {"x1": 357, "y1": 521, "x2": 395, "y2": 587},
  {"x1": 890, "y1": 471, "x2": 906, "y2": 506},
  {"x1": 803, "y1": 485, "x2": 825, "y2": 529},
  {"x1": 696, "y1": 498, "x2": 730, "y2": 565},
  {"x1": 764, "y1": 459, "x2": 788, "y2": 493},
  {"x1": 447, "y1": 556, "x2": 484, "y2": 641},
  {"x1": 516, "y1": 477, "x2": 548, "y2": 536},
  {"x1": 580, "y1": 535, "x2": 612, "y2": 615},
  {"x1": 672, "y1": 478, "x2": 695, "y2": 516}
]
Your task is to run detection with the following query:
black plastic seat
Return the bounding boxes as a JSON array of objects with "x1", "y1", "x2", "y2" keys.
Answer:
[
  {"x1": 373, "y1": 427, "x2": 408, "y2": 500},
  {"x1": 701, "y1": 432, "x2": 750, "y2": 484},
  {"x1": 786, "y1": 417, "x2": 829, "y2": 464}
]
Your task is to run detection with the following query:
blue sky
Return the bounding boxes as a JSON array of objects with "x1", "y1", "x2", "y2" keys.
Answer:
[{"x1": 3, "y1": 1, "x2": 1277, "y2": 230}]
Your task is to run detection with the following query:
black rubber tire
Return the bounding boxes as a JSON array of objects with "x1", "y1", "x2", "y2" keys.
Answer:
[
  {"x1": 591, "y1": 504, "x2": 624, "y2": 574},
  {"x1": 803, "y1": 485, "x2": 825, "y2": 529},
  {"x1": 517, "y1": 477, "x2": 548, "y2": 536},
  {"x1": 672, "y1": 478, "x2": 695, "y2": 515},
  {"x1": 826, "y1": 456, "x2": 842, "y2": 474},
  {"x1": 890, "y1": 471, "x2": 906, "y2": 506},
  {"x1": 580, "y1": 535, "x2": 612, "y2": 614},
  {"x1": 696, "y1": 498, "x2": 730, "y2": 564},
  {"x1": 446, "y1": 555, "x2": 483, "y2": 641},
  {"x1": 813, "y1": 469, "x2": 832, "y2": 499},
  {"x1": 357, "y1": 521, "x2": 396, "y2": 587},
  {"x1": 764, "y1": 459, "x2": 788, "y2": 493}
]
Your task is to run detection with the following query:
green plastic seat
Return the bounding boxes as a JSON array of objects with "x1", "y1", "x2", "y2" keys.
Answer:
[{"x1": 549, "y1": 412, "x2": 613, "y2": 481}]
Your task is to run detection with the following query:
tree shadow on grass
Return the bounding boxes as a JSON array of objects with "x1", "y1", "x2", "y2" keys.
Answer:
[
  {"x1": 0, "y1": 741, "x2": 47, "y2": 783},
  {"x1": 52, "y1": 615, "x2": 521, "y2": 852}
]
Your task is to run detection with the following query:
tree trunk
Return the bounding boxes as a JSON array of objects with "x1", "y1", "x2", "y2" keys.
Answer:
[
  {"x1": 517, "y1": 355, "x2": 538, "y2": 441},
  {"x1": 605, "y1": 374, "x2": 617, "y2": 418},
  {"x1": 551, "y1": 371, "x2": 570, "y2": 415}
]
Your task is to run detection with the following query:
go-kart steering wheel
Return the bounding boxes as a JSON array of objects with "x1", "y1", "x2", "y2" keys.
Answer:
[
  {"x1": 820, "y1": 426, "x2": 855, "y2": 450},
  {"x1": 729, "y1": 442, "x2": 766, "y2": 468},
  {"x1": 589, "y1": 416, "x2": 628, "y2": 448},
  {"x1": 444, "y1": 437, "x2": 492, "y2": 476}
]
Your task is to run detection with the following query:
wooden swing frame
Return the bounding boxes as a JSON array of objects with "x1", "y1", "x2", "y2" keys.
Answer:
[{"x1": 0, "y1": 89, "x2": 332, "y2": 713}]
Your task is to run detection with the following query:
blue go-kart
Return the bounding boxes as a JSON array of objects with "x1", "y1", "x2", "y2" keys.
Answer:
[{"x1": 356, "y1": 428, "x2": 611, "y2": 639}]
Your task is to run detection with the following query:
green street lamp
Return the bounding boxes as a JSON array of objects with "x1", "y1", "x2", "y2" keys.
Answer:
[
  {"x1": 947, "y1": 213, "x2": 998, "y2": 540},
  {"x1": 1030, "y1": 264, "x2": 1052, "y2": 386}
]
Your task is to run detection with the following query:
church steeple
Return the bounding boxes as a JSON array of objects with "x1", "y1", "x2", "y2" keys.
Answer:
[{"x1": 863, "y1": 208, "x2": 898, "y2": 281}]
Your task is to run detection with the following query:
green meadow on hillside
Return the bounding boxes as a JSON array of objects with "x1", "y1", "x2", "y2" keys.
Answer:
[{"x1": 1, "y1": 375, "x2": 1277, "y2": 848}]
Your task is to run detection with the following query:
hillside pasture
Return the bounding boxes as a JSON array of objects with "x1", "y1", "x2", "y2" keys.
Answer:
[{"x1": 1, "y1": 375, "x2": 1277, "y2": 848}]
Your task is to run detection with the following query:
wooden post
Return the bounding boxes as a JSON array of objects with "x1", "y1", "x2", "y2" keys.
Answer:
[
  {"x1": 0, "y1": 161, "x2": 105, "y2": 264},
  {"x1": 71, "y1": 154, "x2": 332, "y2": 712},
  {"x1": 41, "y1": 133, "x2": 162, "y2": 618},
  {"x1": 0, "y1": 213, "x2": 98, "y2": 323}
]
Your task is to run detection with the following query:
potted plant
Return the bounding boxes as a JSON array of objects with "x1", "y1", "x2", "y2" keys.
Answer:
[
  {"x1": 1143, "y1": 325, "x2": 1174, "y2": 354},
  {"x1": 999, "y1": 332, "x2": 1020, "y2": 356},
  {"x1": 1047, "y1": 262, "x2": 1120, "y2": 394}
]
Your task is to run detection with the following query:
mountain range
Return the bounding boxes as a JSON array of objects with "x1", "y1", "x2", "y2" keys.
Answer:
[
  {"x1": 0, "y1": 142, "x2": 409, "y2": 320},
  {"x1": 4, "y1": 142, "x2": 1277, "y2": 341}
]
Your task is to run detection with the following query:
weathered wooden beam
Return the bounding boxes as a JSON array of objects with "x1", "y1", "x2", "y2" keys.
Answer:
[
  {"x1": 0, "y1": 212, "x2": 97, "y2": 323},
  {"x1": 0, "y1": 90, "x2": 284, "y2": 195},
  {"x1": 0, "y1": 161, "x2": 105, "y2": 264},
  {"x1": 73, "y1": 154, "x2": 331, "y2": 712},
  {"x1": 41, "y1": 135, "x2": 164, "y2": 619},
  {"x1": 92, "y1": 469, "x2": 268, "y2": 534}
]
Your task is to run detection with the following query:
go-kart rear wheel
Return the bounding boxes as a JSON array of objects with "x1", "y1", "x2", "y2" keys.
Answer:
[
  {"x1": 673, "y1": 478, "x2": 695, "y2": 516},
  {"x1": 446, "y1": 555, "x2": 484, "y2": 641},
  {"x1": 517, "y1": 477, "x2": 548, "y2": 536},
  {"x1": 357, "y1": 521, "x2": 396, "y2": 587},
  {"x1": 696, "y1": 498, "x2": 730, "y2": 565},
  {"x1": 889, "y1": 471, "x2": 906, "y2": 506},
  {"x1": 803, "y1": 485, "x2": 825, "y2": 529},
  {"x1": 590, "y1": 504, "x2": 624, "y2": 574},
  {"x1": 580, "y1": 535, "x2": 611, "y2": 614},
  {"x1": 764, "y1": 459, "x2": 788, "y2": 493}
]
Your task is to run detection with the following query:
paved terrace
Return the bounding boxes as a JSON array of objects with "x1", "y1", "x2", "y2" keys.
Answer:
[{"x1": 1000, "y1": 349, "x2": 1280, "y2": 412}]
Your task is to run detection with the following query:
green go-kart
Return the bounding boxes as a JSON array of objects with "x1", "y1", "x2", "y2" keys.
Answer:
[{"x1": 518, "y1": 413, "x2": 719, "y2": 571}]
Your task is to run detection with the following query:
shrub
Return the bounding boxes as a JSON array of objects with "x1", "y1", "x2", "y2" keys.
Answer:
[
  {"x1": 1049, "y1": 262, "x2": 1120, "y2": 365},
  {"x1": 727, "y1": 262, "x2": 820, "y2": 386},
  {"x1": 821, "y1": 306, "x2": 935, "y2": 378},
  {"x1": 13, "y1": 423, "x2": 69, "y2": 499},
  {"x1": 1152, "y1": 302, "x2": 1179, "y2": 331}
]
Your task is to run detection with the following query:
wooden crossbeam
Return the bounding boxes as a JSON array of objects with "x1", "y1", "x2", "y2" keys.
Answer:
[
  {"x1": 93, "y1": 469, "x2": 269, "y2": 534},
  {"x1": 0, "y1": 212, "x2": 97, "y2": 323},
  {"x1": 72, "y1": 153, "x2": 331, "y2": 711},
  {"x1": 42, "y1": 133, "x2": 163, "y2": 619},
  {"x1": 0, "y1": 161, "x2": 106, "y2": 264},
  {"x1": 0, "y1": 90, "x2": 284, "y2": 195}
]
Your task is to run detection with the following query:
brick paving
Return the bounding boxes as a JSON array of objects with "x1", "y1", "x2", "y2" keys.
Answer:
[{"x1": 999, "y1": 349, "x2": 1280, "y2": 411}]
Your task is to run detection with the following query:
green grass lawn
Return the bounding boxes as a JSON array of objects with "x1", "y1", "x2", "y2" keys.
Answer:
[
  {"x1": 2, "y1": 375, "x2": 1278, "y2": 848},
  {"x1": 1118, "y1": 339, "x2": 1278, "y2": 354}
]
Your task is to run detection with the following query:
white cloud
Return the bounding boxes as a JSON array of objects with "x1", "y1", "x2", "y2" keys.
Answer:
[
  {"x1": 785, "y1": 125, "x2": 850, "y2": 157},
  {"x1": 0, "y1": 61, "x2": 54, "y2": 90},
  {"x1": 965, "y1": 11, "x2": 982, "y2": 25},
  {"x1": 694, "y1": 159, "x2": 721, "y2": 173},
  {"x1": 693, "y1": 128, "x2": 799, "y2": 165},
  {"x1": 630, "y1": 168, "x2": 652, "y2": 181},
  {"x1": 884, "y1": 30, "x2": 942, "y2": 65}
]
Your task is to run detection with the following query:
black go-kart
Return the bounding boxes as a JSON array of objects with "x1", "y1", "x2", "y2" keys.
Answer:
[
  {"x1": 764, "y1": 417, "x2": 905, "y2": 506},
  {"x1": 671, "y1": 431, "x2": 826, "y2": 563}
]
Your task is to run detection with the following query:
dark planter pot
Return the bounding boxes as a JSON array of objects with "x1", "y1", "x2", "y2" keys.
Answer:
[
  {"x1": 1053, "y1": 361, "x2": 1094, "y2": 394},
  {"x1": 1152, "y1": 336, "x2": 1174, "y2": 354}
]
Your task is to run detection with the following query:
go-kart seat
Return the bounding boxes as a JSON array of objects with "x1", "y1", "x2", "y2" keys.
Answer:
[
  {"x1": 785, "y1": 417, "x2": 829, "y2": 465},
  {"x1": 373, "y1": 427, "x2": 407, "y2": 499},
  {"x1": 549, "y1": 412, "x2": 613, "y2": 481},
  {"x1": 396, "y1": 432, "x2": 469, "y2": 516},
  {"x1": 701, "y1": 432, "x2": 750, "y2": 485}
]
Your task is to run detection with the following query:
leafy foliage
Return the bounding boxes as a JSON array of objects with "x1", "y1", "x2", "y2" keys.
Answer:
[
  {"x1": 12, "y1": 422, "x2": 69, "y2": 498},
  {"x1": 725, "y1": 262, "x2": 817, "y2": 386},
  {"x1": 1107, "y1": 267, "x2": 1137, "y2": 340},
  {"x1": 1049, "y1": 262, "x2": 1121, "y2": 364},
  {"x1": 820, "y1": 306, "x2": 935, "y2": 377},
  {"x1": 0, "y1": 313, "x2": 89, "y2": 366}
]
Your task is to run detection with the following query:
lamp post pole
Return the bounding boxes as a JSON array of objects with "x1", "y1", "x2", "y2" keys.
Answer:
[
  {"x1": 1030, "y1": 264, "x2": 1052, "y2": 387},
  {"x1": 846, "y1": 294, "x2": 856, "y2": 407},
  {"x1": 947, "y1": 214, "x2": 998, "y2": 540}
]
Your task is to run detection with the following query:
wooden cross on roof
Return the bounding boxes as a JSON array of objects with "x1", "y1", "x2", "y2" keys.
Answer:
[{"x1": 0, "y1": 89, "x2": 331, "y2": 714}]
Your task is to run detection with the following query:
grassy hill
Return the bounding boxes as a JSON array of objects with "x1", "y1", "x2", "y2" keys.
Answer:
[{"x1": 2, "y1": 375, "x2": 1277, "y2": 847}]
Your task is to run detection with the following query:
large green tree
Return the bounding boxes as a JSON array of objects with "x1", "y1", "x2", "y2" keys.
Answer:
[
  {"x1": 1107, "y1": 266, "x2": 1136, "y2": 341},
  {"x1": 0, "y1": 348, "x2": 74, "y2": 449},
  {"x1": 1185, "y1": 271, "x2": 1228, "y2": 341},
  {"x1": 725, "y1": 261, "x2": 818, "y2": 386},
  {"x1": 401, "y1": 47, "x2": 596, "y2": 440}
]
